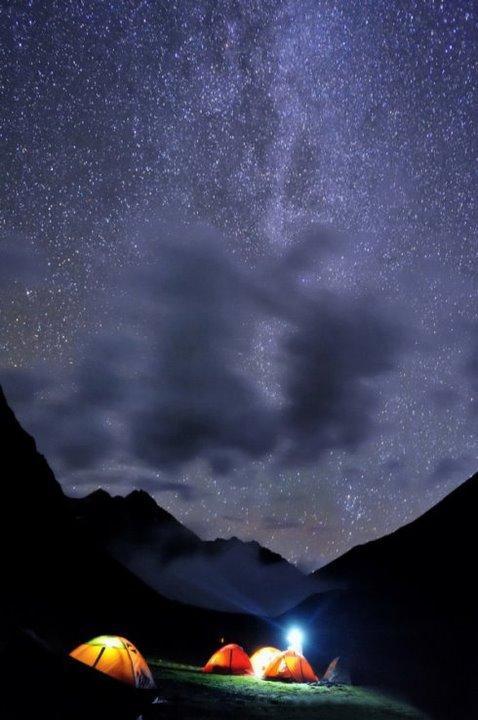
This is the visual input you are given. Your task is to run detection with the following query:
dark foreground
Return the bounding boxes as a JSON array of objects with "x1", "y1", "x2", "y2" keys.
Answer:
[
  {"x1": 143, "y1": 661, "x2": 428, "y2": 720},
  {"x1": 1, "y1": 387, "x2": 476, "y2": 719}
]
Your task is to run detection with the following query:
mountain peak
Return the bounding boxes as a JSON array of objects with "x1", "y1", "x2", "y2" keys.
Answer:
[
  {"x1": 87, "y1": 487, "x2": 112, "y2": 502},
  {"x1": 123, "y1": 488, "x2": 186, "y2": 526},
  {"x1": 125, "y1": 487, "x2": 160, "y2": 511}
]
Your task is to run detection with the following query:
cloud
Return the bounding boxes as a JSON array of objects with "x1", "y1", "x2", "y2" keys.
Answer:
[
  {"x1": 1, "y1": 223, "x2": 408, "y2": 487},
  {"x1": 279, "y1": 293, "x2": 405, "y2": 464},
  {"x1": 129, "y1": 229, "x2": 279, "y2": 470},
  {"x1": 118, "y1": 530, "x2": 319, "y2": 615},
  {"x1": 3, "y1": 382, "x2": 116, "y2": 473},
  {"x1": 0, "y1": 366, "x2": 50, "y2": 404}
]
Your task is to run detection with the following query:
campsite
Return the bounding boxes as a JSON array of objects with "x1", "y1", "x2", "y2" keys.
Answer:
[
  {"x1": 1, "y1": 385, "x2": 477, "y2": 719},
  {"x1": 143, "y1": 660, "x2": 429, "y2": 720},
  {"x1": 2, "y1": 3, "x2": 477, "y2": 718},
  {"x1": 64, "y1": 634, "x2": 428, "y2": 719},
  {"x1": 0, "y1": 386, "x2": 476, "y2": 719}
]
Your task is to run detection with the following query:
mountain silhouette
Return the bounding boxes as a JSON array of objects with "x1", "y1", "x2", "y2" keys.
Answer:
[
  {"x1": 314, "y1": 473, "x2": 477, "y2": 589},
  {"x1": 0, "y1": 387, "x2": 266, "y2": 718},
  {"x1": 281, "y1": 472, "x2": 478, "y2": 720},
  {"x1": 1, "y1": 384, "x2": 476, "y2": 720},
  {"x1": 70, "y1": 487, "x2": 318, "y2": 615}
]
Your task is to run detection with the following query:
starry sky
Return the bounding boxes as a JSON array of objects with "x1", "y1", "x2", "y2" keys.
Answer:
[{"x1": 1, "y1": 1, "x2": 477, "y2": 570}]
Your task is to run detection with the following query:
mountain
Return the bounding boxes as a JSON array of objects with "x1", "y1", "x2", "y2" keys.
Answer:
[
  {"x1": 0, "y1": 387, "x2": 268, "y2": 717},
  {"x1": 2, "y1": 382, "x2": 476, "y2": 719},
  {"x1": 282, "y1": 473, "x2": 478, "y2": 720},
  {"x1": 313, "y1": 474, "x2": 477, "y2": 589},
  {"x1": 69, "y1": 488, "x2": 319, "y2": 615}
]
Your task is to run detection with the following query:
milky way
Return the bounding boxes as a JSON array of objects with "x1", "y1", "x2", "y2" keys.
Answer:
[{"x1": 1, "y1": 1, "x2": 476, "y2": 568}]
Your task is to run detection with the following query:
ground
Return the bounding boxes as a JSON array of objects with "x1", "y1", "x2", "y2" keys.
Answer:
[{"x1": 146, "y1": 660, "x2": 429, "y2": 720}]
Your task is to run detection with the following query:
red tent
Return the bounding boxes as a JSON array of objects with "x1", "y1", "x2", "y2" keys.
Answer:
[{"x1": 203, "y1": 643, "x2": 253, "y2": 675}]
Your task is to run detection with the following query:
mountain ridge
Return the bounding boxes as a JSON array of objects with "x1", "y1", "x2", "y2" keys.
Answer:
[
  {"x1": 282, "y1": 469, "x2": 477, "y2": 720},
  {"x1": 315, "y1": 471, "x2": 477, "y2": 588},
  {"x1": 1, "y1": 384, "x2": 476, "y2": 718},
  {"x1": 68, "y1": 484, "x2": 319, "y2": 615},
  {"x1": 72, "y1": 486, "x2": 296, "y2": 563},
  {"x1": 0, "y1": 385, "x2": 269, "y2": 717}
]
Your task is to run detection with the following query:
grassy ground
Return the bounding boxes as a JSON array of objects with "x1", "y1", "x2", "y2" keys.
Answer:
[{"x1": 146, "y1": 659, "x2": 429, "y2": 720}]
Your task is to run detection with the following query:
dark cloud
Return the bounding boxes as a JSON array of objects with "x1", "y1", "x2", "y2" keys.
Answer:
[
  {"x1": 129, "y1": 228, "x2": 406, "y2": 470},
  {"x1": 54, "y1": 421, "x2": 113, "y2": 470},
  {"x1": 130, "y1": 230, "x2": 278, "y2": 469},
  {"x1": 1, "y1": 224, "x2": 408, "y2": 484},
  {"x1": 280, "y1": 293, "x2": 405, "y2": 464},
  {"x1": 0, "y1": 366, "x2": 49, "y2": 404},
  {"x1": 35, "y1": 398, "x2": 114, "y2": 472},
  {"x1": 146, "y1": 228, "x2": 406, "y2": 470},
  {"x1": 0, "y1": 365, "x2": 114, "y2": 473},
  {"x1": 74, "y1": 339, "x2": 136, "y2": 407}
]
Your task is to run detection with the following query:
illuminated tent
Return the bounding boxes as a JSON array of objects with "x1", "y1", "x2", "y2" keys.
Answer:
[
  {"x1": 263, "y1": 649, "x2": 318, "y2": 683},
  {"x1": 70, "y1": 635, "x2": 155, "y2": 689},
  {"x1": 203, "y1": 643, "x2": 253, "y2": 675},
  {"x1": 250, "y1": 647, "x2": 282, "y2": 677}
]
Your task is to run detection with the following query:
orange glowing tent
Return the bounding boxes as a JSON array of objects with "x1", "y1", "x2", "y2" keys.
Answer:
[
  {"x1": 203, "y1": 643, "x2": 253, "y2": 675},
  {"x1": 250, "y1": 646, "x2": 282, "y2": 677},
  {"x1": 263, "y1": 649, "x2": 318, "y2": 683},
  {"x1": 69, "y1": 635, "x2": 155, "y2": 689}
]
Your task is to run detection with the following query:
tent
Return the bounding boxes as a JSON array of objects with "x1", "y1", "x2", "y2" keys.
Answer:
[
  {"x1": 69, "y1": 635, "x2": 155, "y2": 689},
  {"x1": 263, "y1": 649, "x2": 318, "y2": 683},
  {"x1": 250, "y1": 647, "x2": 282, "y2": 677},
  {"x1": 322, "y1": 656, "x2": 350, "y2": 684},
  {"x1": 203, "y1": 643, "x2": 253, "y2": 675}
]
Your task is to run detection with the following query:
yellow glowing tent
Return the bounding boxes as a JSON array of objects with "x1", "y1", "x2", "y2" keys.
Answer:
[
  {"x1": 250, "y1": 646, "x2": 282, "y2": 677},
  {"x1": 69, "y1": 635, "x2": 155, "y2": 689},
  {"x1": 263, "y1": 649, "x2": 318, "y2": 683}
]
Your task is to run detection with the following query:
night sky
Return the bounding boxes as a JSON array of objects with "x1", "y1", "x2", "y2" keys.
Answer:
[{"x1": 1, "y1": 1, "x2": 476, "y2": 569}]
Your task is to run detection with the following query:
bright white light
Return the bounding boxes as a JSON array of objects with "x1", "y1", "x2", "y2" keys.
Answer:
[{"x1": 286, "y1": 627, "x2": 304, "y2": 654}]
